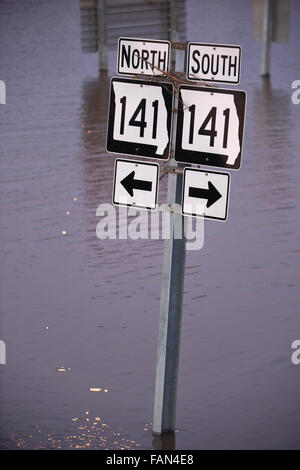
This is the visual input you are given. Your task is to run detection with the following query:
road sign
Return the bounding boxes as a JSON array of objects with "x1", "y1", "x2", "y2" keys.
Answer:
[
  {"x1": 105, "y1": 38, "x2": 247, "y2": 438},
  {"x1": 187, "y1": 43, "x2": 241, "y2": 84},
  {"x1": 113, "y1": 158, "x2": 159, "y2": 210},
  {"x1": 175, "y1": 85, "x2": 246, "y2": 170},
  {"x1": 118, "y1": 37, "x2": 171, "y2": 77},
  {"x1": 182, "y1": 168, "x2": 230, "y2": 221},
  {"x1": 107, "y1": 77, "x2": 173, "y2": 160}
]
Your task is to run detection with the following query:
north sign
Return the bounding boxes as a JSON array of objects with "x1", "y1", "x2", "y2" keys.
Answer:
[{"x1": 118, "y1": 37, "x2": 170, "y2": 77}]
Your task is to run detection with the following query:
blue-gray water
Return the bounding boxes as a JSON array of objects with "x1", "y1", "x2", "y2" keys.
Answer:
[{"x1": 0, "y1": 0, "x2": 300, "y2": 449}]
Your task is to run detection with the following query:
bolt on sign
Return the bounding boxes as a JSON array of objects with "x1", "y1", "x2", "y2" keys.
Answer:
[
  {"x1": 187, "y1": 43, "x2": 241, "y2": 84},
  {"x1": 175, "y1": 85, "x2": 246, "y2": 170},
  {"x1": 107, "y1": 77, "x2": 173, "y2": 160},
  {"x1": 118, "y1": 38, "x2": 171, "y2": 77}
]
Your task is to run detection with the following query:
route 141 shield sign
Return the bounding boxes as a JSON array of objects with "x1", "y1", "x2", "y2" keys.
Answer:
[
  {"x1": 175, "y1": 85, "x2": 246, "y2": 170},
  {"x1": 107, "y1": 77, "x2": 173, "y2": 160}
]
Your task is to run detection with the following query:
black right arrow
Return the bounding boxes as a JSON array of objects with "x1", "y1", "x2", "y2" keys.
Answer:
[
  {"x1": 188, "y1": 181, "x2": 222, "y2": 208},
  {"x1": 121, "y1": 171, "x2": 152, "y2": 197}
]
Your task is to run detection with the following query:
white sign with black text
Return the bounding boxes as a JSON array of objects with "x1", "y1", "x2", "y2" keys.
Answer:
[
  {"x1": 182, "y1": 168, "x2": 230, "y2": 221},
  {"x1": 187, "y1": 43, "x2": 241, "y2": 84},
  {"x1": 175, "y1": 85, "x2": 246, "y2": 170},
  {"x1": 118, "y1": 37, "x2": 170, "y2": 77},
  {"x1": 107, "y1": 77, "x2": 173, "y2": 160},
  {"x1": 113, "y1": 159, "x2": 159, "y2": 211}
]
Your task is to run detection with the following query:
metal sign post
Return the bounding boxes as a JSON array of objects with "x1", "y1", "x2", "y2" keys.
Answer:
[
  {"x1": 106, "y1": 36, "x2": 245, "y2": 437},
  {"x1": 261, "y1": 0, "x2": 273, "y2": 76},
  {"x1": 152, "y1": 48, "x2": 187, "y2": 435},
  {"x1": 253, "y1": 0, "x2": 290, "y2": 76},
  {"x1": 97, "y1": 0, "x2": 107, "y2": 71}
]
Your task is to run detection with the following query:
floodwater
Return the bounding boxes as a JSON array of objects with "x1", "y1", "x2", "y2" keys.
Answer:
[{"x1": 0, "y1": 0, "x2": 300, "y2": 450}]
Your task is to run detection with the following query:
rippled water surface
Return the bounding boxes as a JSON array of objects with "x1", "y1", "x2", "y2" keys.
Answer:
[{"x1": 0, "y1": 0, "x2": 300, "y2": 449}]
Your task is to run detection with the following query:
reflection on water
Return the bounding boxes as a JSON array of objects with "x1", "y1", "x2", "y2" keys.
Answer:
[
  {"x1": 250, "y1": 77, "x2": 296, "y2": 213},
  {"x1": 152, "y1": 432, "x2": 176, "y2": 451},
  {"x1": 6, "y1": 411, "x2": 142, "y2": 450},
  {"x1": 1, "y1": 0, "x2": 300, "y2": 451}
]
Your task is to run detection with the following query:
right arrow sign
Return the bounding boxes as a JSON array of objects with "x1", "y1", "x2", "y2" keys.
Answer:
[
  {"x1": 188, "y1": 181, "x2": 222, "y2": 208},
  {"x1": 182, "y1": 168, "x2": 230, "y2": 221}
]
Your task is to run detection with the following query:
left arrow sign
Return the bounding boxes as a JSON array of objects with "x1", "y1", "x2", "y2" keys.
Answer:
[
  {"x1": 121, "y1": 171, "x2": 152, "y2": 197},
  {"x1": 113, "y1": 159, "x2": 159, "y2": 211}
]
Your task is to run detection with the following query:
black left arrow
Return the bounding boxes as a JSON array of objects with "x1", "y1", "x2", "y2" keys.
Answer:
[
  {"x1": 121, "y1": 171, "x2": 152, "y2": 197},
  {"x1": 188, "y1": 181, "x2": 222, "y2": 208}
]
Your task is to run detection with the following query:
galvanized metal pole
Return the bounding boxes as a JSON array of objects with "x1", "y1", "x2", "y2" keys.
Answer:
[
  {"x1": 152, "y1": 48, "x2": 186, "y2": 435},
  {"x1": 0, "y1": 80, "x2": 6, "y2": 104},
  {"x1": 168, "y1": 0, "x2": 179, "y2": 43},
  {"x1": 261, "y1": 0, "x2": 273, "y2": 76},
  {"x1": 97, "y1": 0, "x2": 108, "y2": 71}
]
